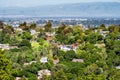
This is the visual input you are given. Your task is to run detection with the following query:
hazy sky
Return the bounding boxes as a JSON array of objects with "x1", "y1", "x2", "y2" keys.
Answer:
[{"x1": 0, "y1": 0, "x2": 120, "y2": 7}]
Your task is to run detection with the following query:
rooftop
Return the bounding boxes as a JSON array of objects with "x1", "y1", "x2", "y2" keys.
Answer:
[
  {"x1": 40, "y1": 57, "x2": 48, "y2": 63},
  {"x1": 72, "y1": 58, "x2": 84, "y2": 63}
]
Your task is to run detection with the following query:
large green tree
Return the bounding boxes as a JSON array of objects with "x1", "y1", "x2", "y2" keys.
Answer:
[
  {"x1": 19, "y1": 22, "x2": 30, "y2": 31},
  {"x1": 0, "y1": 50, "x2": 12, "y2": 80},
  {"x1": 18, "y1": 40, "x2": 31, "y2": 48},
  {"x1": 3, "y1": 25, "x2": 14, "y2": 34},
  {"x1": 30, "y1": 23, "x2": 37, "y2": 29},
  {"x1": 21, "y1": 32, "x2": 32, "y2": 40},
  {"x1": 44, "y1": 21, "x2": 52, "y2": 32}
]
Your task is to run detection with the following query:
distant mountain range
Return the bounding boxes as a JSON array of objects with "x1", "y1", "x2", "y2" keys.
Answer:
[{"x1": 0, "y1": 2, "x2": 120, "y2": 17}]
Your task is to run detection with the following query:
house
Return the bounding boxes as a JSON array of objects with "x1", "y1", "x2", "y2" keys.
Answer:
[
  {"x1": 37, "y1": 69, "x2": 51, "y2": 79},
  {"x1": 53, "y1": 59, "x2": 59, "y2": 64},
  {"x1": 30, "y1": 29, "x2": 37, "y2": 35},
  {"x1": 72, "y1": 42, "x2": 79, "y2": 52},
  {"x1": 99, "y1": 29, "x2": 109, "y2": 37},
  {"x1": 72, "y1": 59, "x2": 84, "y2": 63},
  {"x1": 10, "y1": 46, "x2": 18, "y2": 49},
  {"x1": 58, "y1": 42, "x2": 78, "y2": 52},
  {"x1": 30, "y1": 29, "x2": 38, "y2": 38},
  {"x1": 0, "y1": 29, "x2": 2, "y2": 31},
  {"x1": 23, "y1": 63, "x2": 29, "y2": 66},
  {"x1": 45, "y1": 32, "x2": 55, "y2": 41},
  {"x1": 45, "y1": 36, "x2": 53, "y2": 41},
  {"x1": 40, "y1": 57, "x2": 48, "y2": 63},
  {"x1": 118, "y1": 34, "x2": 120, "y2": 40},
  {"x1": 94, "y1": 29, "x2": 98, "y2": 33},
  {"x1": 116, "y1": 66, "x2": 120, "y2": 69},
  {"x1": 14, "y1": 27, "x2": 23, "y2": 32},
  {"x1": 58, "y1": 45, "x2": 71, "y2": 51},
  {"x1": 45, "y1": 32, "x2": 55, "y2": 37},
  {"x1": 0, "y1": 44, "x2": 9, "y2": 50},
  {"x1": 0, "y1": 44, "x2": 18, "y2": 50},
  {"x1": 15, "y1": 77, "x2": 21, "y2": 80}
]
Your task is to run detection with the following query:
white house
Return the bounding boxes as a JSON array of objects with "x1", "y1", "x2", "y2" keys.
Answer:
[
  {"x1": 30, "y1": 29, "x2": 37, "y2": 35},
  {"x1": 116, "y1": 66, "x2": 120, "y2": 69},
  {"x1": 45, "y1": 32, "x2": 55, "y2": 37},
  {"x1": 99, "y1": 29, "x2": 109, "y2": 37},
  {"x1": 14, "y1": 28, "x2": 23, "y2": 32},
  {"x1": 40, "y1": 57, "x2": 48, "y2": 63},
  {"x1": 0, "y1": 44, "x2": 18, "y2": 50},
  {"x1": 58, "y1": 43, "x2": 78, "y2": 52},
  {"x1": 58, "y1": 45, "x2": 72, "y2": 51}
]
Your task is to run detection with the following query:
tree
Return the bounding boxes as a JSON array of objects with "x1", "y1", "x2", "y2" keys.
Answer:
[
  {"x1": 97, "y1": 34, "x2": 104, "y2": 41},
  {"x1": 0, "y1": 20, "x2": 4, "y2": 29},
  {"x1": 0, "y1": 50, "x2": 12, "y2": 80},
  {"x1": 19, "y1": 22, "x2": 30, "y2": 31},
  {"x1": 52, "y1": 64, "x2": 67, "y2": 80},
  {"x1": 107, "y1": 68, "x2": 120, "y2": 80},
  {"x1": 108, "y1": 25, "x2": 119, "y2": 33},
  {"x1": 30, "y1": 23, "x2": 36, "y2": 29},
  {"x1": 56, "y1": 23, "x2": 66, "y2": 34},
  {"x1": 3, "y1": 25, "x2": 14, "y2": 34},
  {"x1": 52, "y1": 69, "x2": 67, "y2": 80},
  {"x1": 0, "y1": 31, "x2": 11, "y2": 44},
  {"x1": 64, "y1": 50, "x2": 76, "y2": 61},
  {"x1": 113, "y1": 40, "x2": 120, "y2": 56},
  {"x1": 21, "y1": 32, "x2": 32, "y2": 40},
  {"x1": 44, "y1": 21, "x2": 52, "y2": 32},
  {"x1": 52, "y1": 46, "x2": 59, "y2": 57},
  {"x1": 55, "y1": 26, "x2": 76, "y2": 44},
  {"x1": 104, "y1": 33, "x2": 119, "y2": 50},
  {"x1": 84, "y1": 63, "x2": 101, "y2": 75},
  {"x1": 37, "y1": 29, "x2": 46, "y2": 39},
  {"x1": 99, "y1": 24, "x2": 106, "y2": 30},
  {"x1": 58, "y1": 50, "x2": 66, "y2": 61},
  {"x1": 84, "y1": 33, "x2": 98, "y2": 44},
  {"x1": 18, "y1": 40, "x2": 31, "y2": 48}
]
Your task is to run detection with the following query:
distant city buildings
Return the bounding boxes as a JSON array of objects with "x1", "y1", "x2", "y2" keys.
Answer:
[{"x1": 2, "y1": 18, "x2": 120, "y2": 28}]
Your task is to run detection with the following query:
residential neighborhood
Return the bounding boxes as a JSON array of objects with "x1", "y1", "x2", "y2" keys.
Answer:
[{"x1": 0, "y1": 18, "x2": 120, "y2": 80}]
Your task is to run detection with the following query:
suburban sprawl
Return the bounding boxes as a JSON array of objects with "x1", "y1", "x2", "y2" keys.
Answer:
[{"x1": 0, "y1": 18, "x2": 120, "y2": 80}]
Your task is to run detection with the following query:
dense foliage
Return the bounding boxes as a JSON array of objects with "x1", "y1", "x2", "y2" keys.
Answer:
[{"x1": 0, "y1": 21, "x2": 120, "y2": 80}]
